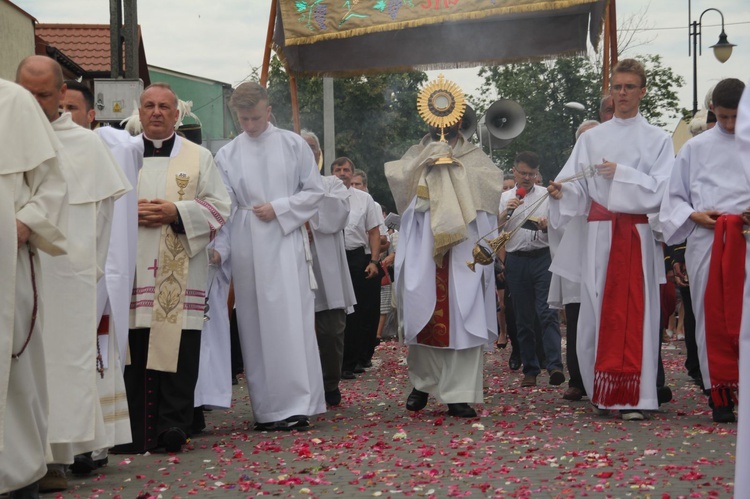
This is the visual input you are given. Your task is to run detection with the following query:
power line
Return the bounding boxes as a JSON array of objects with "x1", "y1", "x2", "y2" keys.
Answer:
[{"x1": 619, "y1": 20, "x2": 750, "y2": 32}]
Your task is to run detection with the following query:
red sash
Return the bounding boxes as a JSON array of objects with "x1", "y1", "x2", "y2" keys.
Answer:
[
  {"x1": 704, "y1": 215, "x2": 744, "y2": 406},
  {"x1": 587, "y1": 201, "x2": 648, "y2": 406},
  {"x1": 417, "y1": 253, "x2": 451, "y2": 347}
]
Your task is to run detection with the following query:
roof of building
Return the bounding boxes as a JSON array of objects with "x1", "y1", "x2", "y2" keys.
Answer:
[{"x1": 36, "y1": 24, "x2": 120, "y2": 72}]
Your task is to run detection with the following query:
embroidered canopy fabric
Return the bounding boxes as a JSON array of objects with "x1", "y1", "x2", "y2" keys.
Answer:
[{"x1": 273, "y1": 0, "x2": 609, "y2": 76}]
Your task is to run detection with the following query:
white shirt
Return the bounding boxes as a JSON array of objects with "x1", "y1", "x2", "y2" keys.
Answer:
[
  {"x1": 499, "y1": 185, "x2": 550, "y2": 253},
  {"x1": 343, "y1": 187, "x2": 381, "y2": 252}
]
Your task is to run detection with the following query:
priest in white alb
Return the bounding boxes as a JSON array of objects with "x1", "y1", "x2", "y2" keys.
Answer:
[
  {"x1": 734, "y1": 74, "x2": 750, "y2": 499},
  {"x1": 548, "y1": 59, "x2": 674, "y2": 421},
  {"x1": 216, "y1": 82, "x2": 326, "y2": 431},
  {"x1": 0, "y1": 78, "x2": 68, "y2": 498},
  {"x1": 115, "y1": 83, "x2": 230, "y2": 454},
  {"x1": 385, "y1": 78, "x2": 502, "y2": 418},
  {"x1": 17, "y1": 56, "x2": 131, "y2": 491},
  {"x1": 58, "y1": 79, "x2": 137, "y2": 475}
]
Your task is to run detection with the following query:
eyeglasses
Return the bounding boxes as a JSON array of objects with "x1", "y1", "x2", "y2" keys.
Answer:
[
  {"x1": 514, "y1": 168, "x2": 537, "y2": 179},
  {"x1": 611, "y1": 84, "x2": 641, "y2": 92}
]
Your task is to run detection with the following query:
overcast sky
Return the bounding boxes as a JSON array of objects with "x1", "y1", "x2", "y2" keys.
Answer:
[{"x1": 14, "y1": 0, "x2": 750, "y2": 128}]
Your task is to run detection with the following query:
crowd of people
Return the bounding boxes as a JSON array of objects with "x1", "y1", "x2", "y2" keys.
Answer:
[{"x1": 0, "y1": 55, "x2": 748, "y2": 498}]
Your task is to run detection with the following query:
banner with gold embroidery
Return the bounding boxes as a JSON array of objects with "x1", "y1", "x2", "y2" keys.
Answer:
[{"x1": 274, "y1": 0, "x2": 608, "y2": 76}]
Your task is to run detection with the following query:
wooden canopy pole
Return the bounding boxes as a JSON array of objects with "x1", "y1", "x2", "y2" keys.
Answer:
[
  {"x1": 290, "y1": 75, "x2": 301, "y2": 133},
  {"x1": 260, "y1": 0, "x2": 278, "y2": 86},
  {"x1": 259, "y1": 0, "x2": 301, "y2": 133},
  {"x1": 602, "y1": 2, "x2": 611, "y2": 94},
  {"x1": 609, "y1": 0, "x2": 618, "y2": 66},
  {"x1": 601, "y1": 0, "x2": 619, "y2": 95}
]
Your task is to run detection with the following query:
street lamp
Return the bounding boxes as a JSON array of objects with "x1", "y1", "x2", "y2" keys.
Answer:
[{"x1": 688, "y1": 1, "x2": 736, "y2": 116}]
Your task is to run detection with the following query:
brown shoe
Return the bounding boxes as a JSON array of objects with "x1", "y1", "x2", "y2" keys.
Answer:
[
  {"x1": 521, "y1": 374, "x2": 537, "y2": 387},
  {"x1": 38, "y1": 467, "x2": 68, "y2": 493},
  {"x1": 562, "y1": 386, "x2": 584, "y2": 401}
]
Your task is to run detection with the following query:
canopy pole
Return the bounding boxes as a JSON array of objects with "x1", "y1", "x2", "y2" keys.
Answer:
[
  {"x1": 260, "y1": 0, "x2": 278, "y2": 86},
  {"x1": 602, "y1": 2, "x2": 611, "y2": 94},
  {"x1": 601, "y1": 0, "x2": 618, "y2": 95},
  {"x1": 290, "y1": 74, "x2": 301, "y2": 133}
]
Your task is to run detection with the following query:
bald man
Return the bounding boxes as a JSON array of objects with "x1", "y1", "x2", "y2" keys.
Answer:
[{"x1": 17, "y1": 56, "x2": 131, "y2": 492}]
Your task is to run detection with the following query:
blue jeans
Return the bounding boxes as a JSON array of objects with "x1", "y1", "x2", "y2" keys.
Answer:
[{"x1": 505, "y1": 249, "x2": 563, "y2": 376}]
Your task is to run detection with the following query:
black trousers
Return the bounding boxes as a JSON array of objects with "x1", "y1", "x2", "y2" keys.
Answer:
[
  {"x1": 342, "y1": 247, "x2": 380, "y2": 372},
  {"x1": 116, "y1": 328, "x2": 201, "y2": 453},
  {"x1": 679, "y1": 285, "x2": 701, "y2": 382},
  {"x1": 565, "y1": 303, "x2": 585, "y2": 392}
]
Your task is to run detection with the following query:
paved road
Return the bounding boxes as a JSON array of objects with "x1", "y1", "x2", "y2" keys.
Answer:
[{"x1": 48, "y1": 341, "x2": 737, "y2": 498}]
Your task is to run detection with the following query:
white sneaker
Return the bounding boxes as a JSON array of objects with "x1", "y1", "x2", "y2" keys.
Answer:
[
  {"x1": 591, "y1": 404, "x2": 607, "y2": 416},
  {"x1": 620, "y1": 410, "x2": 645, "y2": 421}
]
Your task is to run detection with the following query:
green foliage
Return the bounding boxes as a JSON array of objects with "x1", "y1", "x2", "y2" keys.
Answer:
[
  {"x1": 473, "y1": 53, "x2": 686, "y2": 182},
  {"x1": 266, "y1": 57, "x2": 427, "y2": 210}
]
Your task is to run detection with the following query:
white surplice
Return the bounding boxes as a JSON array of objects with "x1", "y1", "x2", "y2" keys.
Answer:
[
  {"x1": 194, "y1": 233, "x2": 233, "y2": 409},
  {"x1": 92, "y1": 130, "x2": 140, "y2": 449},
  {"x1": 216, "y1": 124, "x2": 327, "y2": 424},
  {"x1": 130, "y1": 135, "x2": 231, "y2": 332},
  {"x1": 41, "y1": 113, "x2": 130, "y2": 464},
  {"x1": 310, "y1": 175, "x2": 356, "y2": 314},
  {"x1": 734, "y1": 82, "x2": 750, "y2": 498},
  {"x1": 548, "y1": 114, "x2": 674, "y2": 411},
  {"x1": 660, "y1": 125, "x2": 750, "y2": 395},
  {"x1": 0, "y1": 80, "x2": 68, "y2": 493}
]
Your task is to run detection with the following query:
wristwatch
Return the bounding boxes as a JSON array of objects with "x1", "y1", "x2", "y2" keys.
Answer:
[{"x1": 369, "y1": 259, "x2": 379, "y2": 265}]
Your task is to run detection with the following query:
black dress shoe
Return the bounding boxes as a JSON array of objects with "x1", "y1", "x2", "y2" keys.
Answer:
[
  {"x1": 447, "y1": 403, "x2": 477, "y2": 418},
  {"x1": 353, "y1": 364, "x2": 366, "y2": 374},
  {"x1": 161, "y1": 427, "x2": 187, "y2": 453},
  {"x1": 254, "y1": 415, "x2": 311, "y2": 432},
  {"x1": 657, "y1": 386, "x2": 673, "y2": 405},
  {"x1": 363, "y1": 360, "x2": 373, "y2": 368},
  {"x1": 712, "y1": 406, "x2": 736, "y2": 423},
  {"x1": 508, "y1": 355, "x2": 521, "y2": 371},
  {"x1": 405, "y1": 388, "x2": 428, "y2": 411},
  {"x1": 341, "y1": 371, "x2": 356, "y2": 380},
  {"x1": 325, "y1": 388, "x2": 342, "y2": 406},
  {"x1": 70, "y1": 453, "x2": 96, "y2": 475}
]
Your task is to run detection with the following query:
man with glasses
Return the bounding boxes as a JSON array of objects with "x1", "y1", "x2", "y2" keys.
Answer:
[
  {"x1": 548, "y1": 59, "x2": 674, "y2": 421},
  {"x1": 500, "y1": 152, "x2": 564, "y2": 389}
]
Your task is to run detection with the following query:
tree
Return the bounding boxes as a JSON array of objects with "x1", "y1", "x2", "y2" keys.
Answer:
[
  {"x1": 265, "y1": 57, "x2": 428, "y2": 211},
  {"x1": 472, "y1": 53, "x2": 686, "y2": 182},
  {"x1": 472, "y1": 56, "x2": 600, "y2": 182}
]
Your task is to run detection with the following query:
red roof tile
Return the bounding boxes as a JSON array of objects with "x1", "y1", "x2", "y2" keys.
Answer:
[{"x1": 36, "y1": 23, "x2": 143, "y2": 73}]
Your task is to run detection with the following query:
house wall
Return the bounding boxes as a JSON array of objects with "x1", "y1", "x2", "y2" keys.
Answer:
[{"x1": 0, "y1": 2, "x2": 35, "y2": 80}]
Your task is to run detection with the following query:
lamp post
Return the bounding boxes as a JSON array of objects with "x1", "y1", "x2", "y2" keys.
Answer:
[{"x1": 688, "y1": 1, "x2": 736, "y2": 116}]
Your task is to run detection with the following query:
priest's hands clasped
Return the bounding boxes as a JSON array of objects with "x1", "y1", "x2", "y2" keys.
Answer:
[{"x1": 138, "y1": 198, "x2": 179, "y2": 227}]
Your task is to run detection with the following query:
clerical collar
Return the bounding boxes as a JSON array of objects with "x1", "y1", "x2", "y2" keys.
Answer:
[{"x1": 143, "y1": 133, "x2": 176, "y2": 157}]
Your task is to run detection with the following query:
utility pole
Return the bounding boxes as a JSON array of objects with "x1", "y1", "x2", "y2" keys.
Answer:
[
  {"x1": 123, "y1": 0, "x2": 139, "y2": 79},
  {"x1": 109, "y1": 0, "x2": 122, "y2": 78},
  {"x1": 323, "y1": 77, "x2": 335, "y2": 175}
]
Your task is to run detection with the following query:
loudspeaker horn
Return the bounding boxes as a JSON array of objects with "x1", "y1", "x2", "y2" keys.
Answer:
[
  {"x1": 483, "y1": 99, "x2": 526, "y2": 146},
  {"x1": 460, "y1": 105, "x2": 477, "y2": 140}
]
